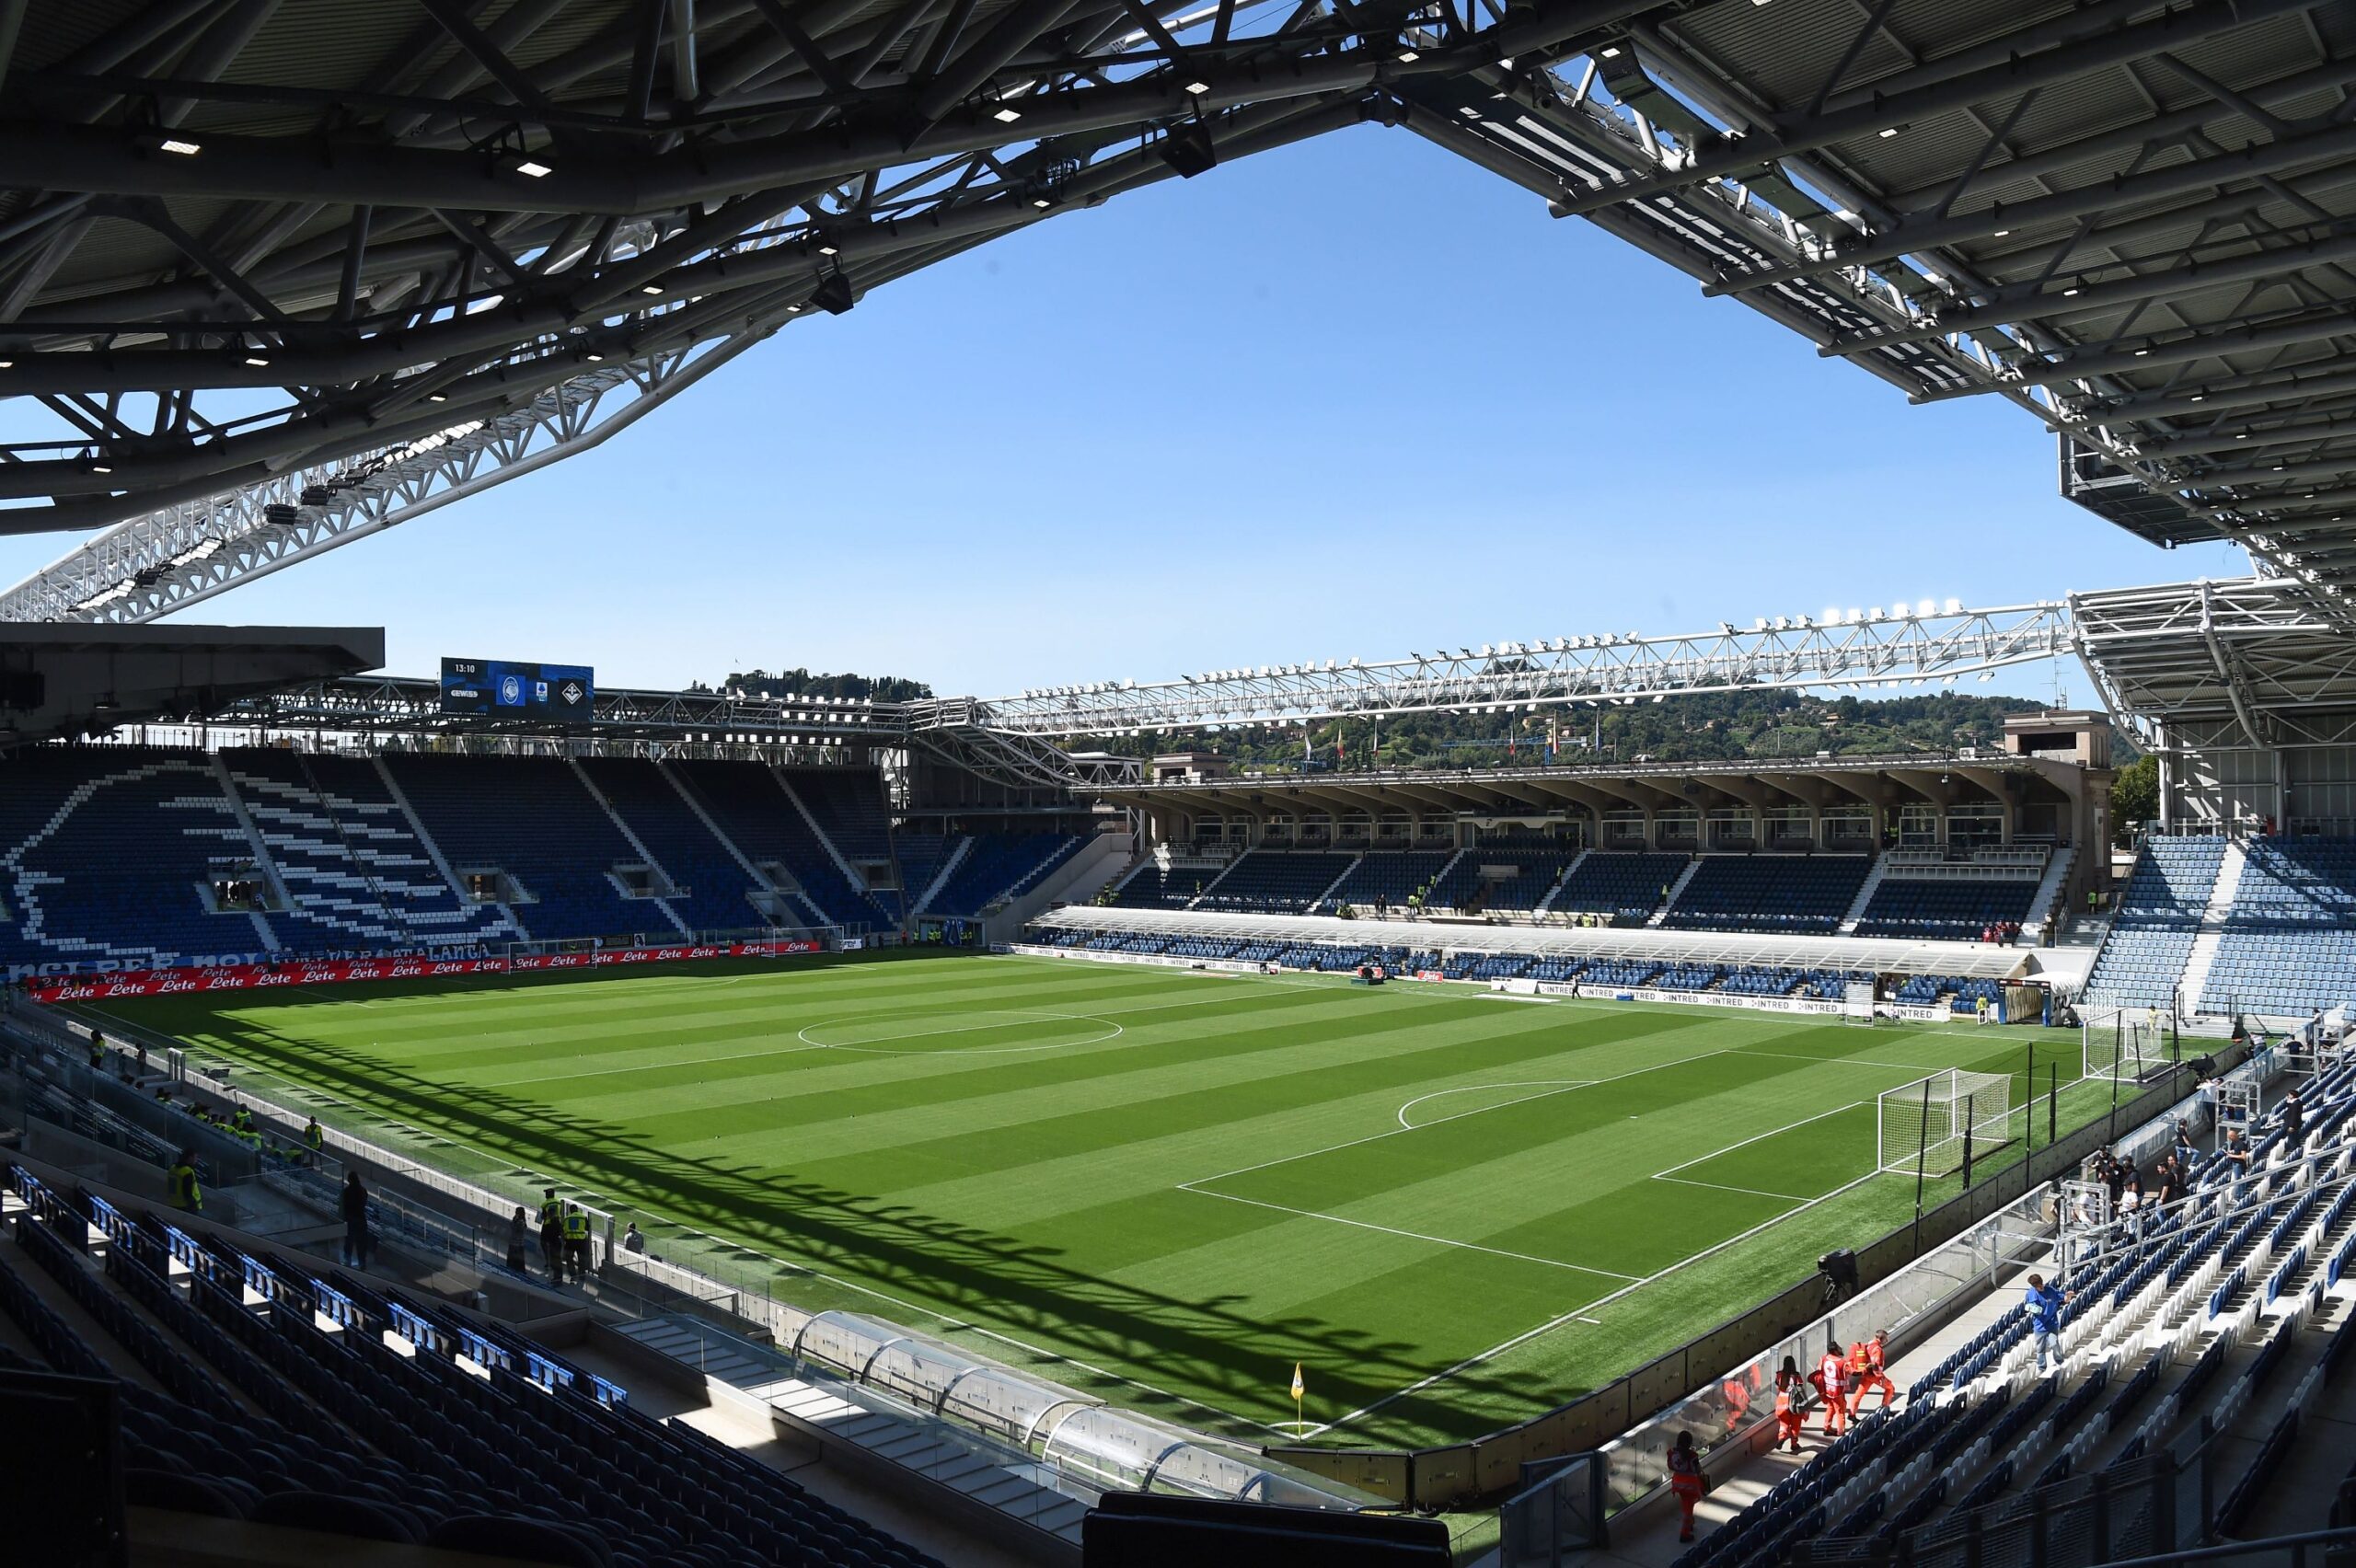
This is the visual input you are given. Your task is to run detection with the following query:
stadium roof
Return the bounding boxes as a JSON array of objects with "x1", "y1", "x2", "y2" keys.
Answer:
[
  {"x1": 2072, "y1": 575, "x2": 2356, "y2": 750},
  {"x1": 6, "y1": 0, "x2": 2355, "y2": 627},
  {"x1": 0, "y1": 623, "x2": 383, "y2": 746},
  {"x1": 1102, "y1": 746, "x2": 2091, "y2": 817},
  {"x1": 1027, "y1": 905, "x2": 2035, "y2": 978}
]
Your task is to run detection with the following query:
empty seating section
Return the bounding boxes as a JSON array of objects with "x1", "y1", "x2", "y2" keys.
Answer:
[
  {"x1": 1550, "y1": 853, "x2": 1688, "y2": 922},
  {"x1": 672, "y1": 760, "x2": 886, "y2": 930},
  {"x1": 785, "y1": 769, "x2": 892, "y2": 859},
  {"x1": 1110, "y1": 861, "x2": 1215, "y2": 908},
  {"x1": 385, "y1": 755, "x2": 654, "y2": 941},
  {"x1": 1854, "y1": 877, "x2": 2037, "y2": 940},
  {"x1": 225, "y1": 749, "x2": 516, "y2": 954},
  {"x1": 0, "y1": 749, "x2": 257, "y2": 969},
  {"x1": 925, "y1": 833, "x2": 1084, "y2": 917},
  {"x1": 575, "y1": 756, "x2": 763, "y2": 933},
  {"x1": 1894, "y1": 973, "x2": 2003, "y2": 1013},
  {"x1": 1422, "y1": 847, "x2": 1576, "y2": 913},
  {"x1": 0, "y1": 1172, "x2": 944, "y2": 1567},
  {"x1": 1318, "y1": 851, "x2": 1453, "y2": 913},
  {"x1": 2201, "y1": 838, "x2": 2356, "y2": 1018},
  {"x1": 2083, "y1": 837, "x2": 2226, "y2": 1009},
  {"x1": 1194, "y1": 851, "x2": 1358, "y2": 914},
  {"x1": 1671, "y1": 1055, "x2": 2356, "y2": 1568},
  {"x1": 1662, "y1": 856, "x2": 1871, "y2": 934}
]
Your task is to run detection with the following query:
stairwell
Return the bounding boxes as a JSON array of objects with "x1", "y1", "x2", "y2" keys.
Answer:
[
  {"x1": 374, "y1": 756, "x2": 530, "y2": 941},
  {"x1": 207, "y1": 755, "x2": 298, "y2": 925},
  {"x1": 2022, "y1": 847, "x2": 2074, "y2": 943},
  {"x1": 2178, "y1": 839, "x2": 2249, "y2": 1018},
  {"x1": 1646, "y1": 857, "x2": 1704, "y2": 928},
  {"x1": 1835, "y1": 850, "x2": 1890, "y2": 936},
  {"x1": 1532, "y1": 847, "x2": 1591, "y2": 917},
  {"x1": 770, "y1": 770, "x2": 872, "y2": 899},
  {"x1": 656, "y1": 763, "x2": 777, "y2": 917},
  {"x1": 1311, "y1": 853, "x2": 1365, "y2": 913},
  {"x1": 567, "y1": 758, "x2": 693, "y2": 938},
  {"x1": 908, "y1": 837, "x2": 973, "y2": 918},
  {"x1": 1183, "y1": 853, "x2": 1245, "y2": 911}
]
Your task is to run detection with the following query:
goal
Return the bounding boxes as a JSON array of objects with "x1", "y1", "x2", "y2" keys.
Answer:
[
  {"x1": 1877, "y1": 1069, "x2": 2015, "y2": 1178},
  {"x1": 2082, "y1": 1007, "x2": 2177, "y2": 1083}
]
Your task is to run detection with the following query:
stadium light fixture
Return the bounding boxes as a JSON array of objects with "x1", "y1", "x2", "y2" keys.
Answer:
[
  {"x1": 161, "y1": 137, "x2": 202, "y2": 156},
  {"x1": 243, "y1": 355, "x2": 270, "y2": 367},
  {"x1": 1600, "y1": 46, "x2": 1621, "y2": 58},
  {"x1": 1877, "y1": 126, "x2": 1901, "y2": 139},
  {"x1": 993, "y1": 106, "x2": 1024, "y2": 123},
  {"x1": 641, "y1": 283, "x2": 664, "y2": 294},
  {"x1": 1396, "y1": 48, "x2": 1419, "y2": 62},
  {"x1": 1184, "y1": 79, "x2": 1211, "y2": 95},
  {"x1": 91, "y1": 463, "x2": 111, "y2": 474},
  {"x1": 514, "y1": 158, "x2": 553, "y2": 179}
]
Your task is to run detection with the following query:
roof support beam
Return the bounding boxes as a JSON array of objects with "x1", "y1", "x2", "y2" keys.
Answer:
[{"x1": 1553, "y1": 0, "x2": 2318, "y2": 220}]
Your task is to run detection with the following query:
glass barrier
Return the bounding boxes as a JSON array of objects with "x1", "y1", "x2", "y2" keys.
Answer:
[{"x1": 1594, "y1": 1186, "x2": 2053, "y2": 1517}]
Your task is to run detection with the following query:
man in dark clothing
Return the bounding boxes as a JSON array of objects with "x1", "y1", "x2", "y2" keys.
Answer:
[
  {"x1": 341, "y1": 1171, "x2": 372, "y2": 1269},
  {"x1": 2281, "y1": 1090, "x2": 2304, "y2": 1143},
  {"x1": 538, "y1": 1188, "x2": 566, "y2": 1285}
]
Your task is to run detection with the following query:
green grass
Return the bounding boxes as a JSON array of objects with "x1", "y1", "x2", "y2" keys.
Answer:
[{"x1": 87, "y1": 951, "x2": 2108, "y2": 1451}]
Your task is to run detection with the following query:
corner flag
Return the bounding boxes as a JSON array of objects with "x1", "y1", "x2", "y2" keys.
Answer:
[{"x1": 1290, "y1": 1363, "x2": 1305, "y2": 1402}]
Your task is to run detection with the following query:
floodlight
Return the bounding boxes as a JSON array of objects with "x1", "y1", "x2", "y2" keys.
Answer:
[
  {"x1": 514, "y1": 158, "x2": 553, "y2": 179},
  {"x1": 91, "y1": 463, "x2": 112, "y2": 474},
  {"x1": 810, "y1": 271, "x2": 856, "y2": 314},
  {"x1": 993, "y1": 106, "x2": 1023, "y2": 123},
  {"x1": 1184, "y1": 79, "x2": 1211, "y2": 95},
  {"x1": 1916, "y1": 599, "x2": 1934, "y2": 616},
  {"x1": 1160, "y1": 119, "x2": 1218, "y2": 179},
  {"x1": 1877, "y1": 125, "x2": 1901, "y2": 139},
  {"x1": 161, "y1": 138, "x2": 202, "y2": 156},
  {"x1": 641, "y1": 283, "x2": 664, "y2": 294},
  {"x1": 1600, "y1": 45, "x2": 1621, "y2": 57},
  {"x1": 243, "y1": 355, "x2": 270, "y2": 367},
  {"x1": 1396, "y1": 48, "x2": 1419, "y2": 62},
  {"x1": 1945, "y1": 598, "x2": 1961, "y2": 613}
]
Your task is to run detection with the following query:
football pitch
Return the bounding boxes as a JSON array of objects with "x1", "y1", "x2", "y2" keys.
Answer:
[{"x1": 85, "y1": 951, "x2": 2108, "y2": 1450}]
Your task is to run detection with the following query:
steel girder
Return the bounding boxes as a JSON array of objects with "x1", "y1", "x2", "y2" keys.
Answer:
[
  {"x1": 0, "y1": 0, "x2": 1656, "y2": 555},
  {"x1": 973, "y1": 601, "x2": 2073, "y2": 736},
  {"x1": 2069, "y1": 577, "x2": 2356, "y2": 753},
  {"x1": 1378, "y1": 0, "x2": 2356, "y2": 627}
]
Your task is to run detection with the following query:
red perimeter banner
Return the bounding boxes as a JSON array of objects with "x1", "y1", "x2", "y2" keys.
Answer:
[{"x1": 26, "y1": 940, "x2": 821, "y2": 1004}]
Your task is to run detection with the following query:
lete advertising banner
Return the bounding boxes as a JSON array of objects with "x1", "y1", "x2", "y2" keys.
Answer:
[{"x1": 25, "y1": 940, "x2": 821, "y2": 1003}]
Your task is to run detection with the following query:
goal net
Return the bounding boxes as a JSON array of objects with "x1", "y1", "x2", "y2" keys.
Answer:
[
  {"x1": 2082, "y1": 1007, "x2": 2176, "y2": 1083},
  {"x1": 1877, "y1": 1069, "x2": 2015, "y2": 1178}
]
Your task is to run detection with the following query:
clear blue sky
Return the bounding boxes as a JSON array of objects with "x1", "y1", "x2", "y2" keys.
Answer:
[{"x1": 0, "y1": 124, "x2": 2246, "y2": 700}]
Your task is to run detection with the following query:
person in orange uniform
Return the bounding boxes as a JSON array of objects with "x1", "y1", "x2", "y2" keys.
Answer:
[
  {"x1": 1853, "y1": 1329, "x2": 1899, "y2": 1412},
  {"x1": 1667, "y1": 1429, "x2": 1709, "y2": 1543},
  {"x1": 1720, "y1": 1367, "x2": 1754, "y2": 1435},
  {"x1": 1816, "y1": 1340, "x2": 1850, "y2": 1436},
  {"x1": 1773, "y1": 1356, "x2": 1807, "y2": 1453}
]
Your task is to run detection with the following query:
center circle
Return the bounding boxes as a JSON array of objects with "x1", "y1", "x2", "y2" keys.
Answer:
[{"x1": 796, "y1": 1009, "x2": 1121, "y2": 1055}]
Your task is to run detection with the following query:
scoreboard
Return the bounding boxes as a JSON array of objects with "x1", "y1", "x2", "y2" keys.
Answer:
[{"x1": 440, "y1": 658, "x2": 596, "y2": 721}]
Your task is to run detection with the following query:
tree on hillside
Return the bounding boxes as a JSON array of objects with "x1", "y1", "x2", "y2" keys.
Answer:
[{"x1": 2109, "y1": 754, "x2": 2159, "y2": 846}]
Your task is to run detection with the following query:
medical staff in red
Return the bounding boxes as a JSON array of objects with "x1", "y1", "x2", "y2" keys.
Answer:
[
  {"x1": 1773, "y1": 1356, "x2": 1807, "y2": 1453},
  {"x1": 1851, "y1": 1329, "x2": 1899, "y2": 1412},
  {"x1": 1667, "y1": 1429, "x2": 1709, "y2": 1542},
  {"x1": 1816, "y1": 1341, "x2": 1849, "y2": 1435}
]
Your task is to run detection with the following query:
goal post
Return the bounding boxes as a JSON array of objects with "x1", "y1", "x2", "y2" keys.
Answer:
[
  {"x1": 1877, "y1": 1068, "x2": 2015, "y2": 1178},
  {"x1": 2082, "y1": 1006, "x2": 2177, "y2": 1083}
]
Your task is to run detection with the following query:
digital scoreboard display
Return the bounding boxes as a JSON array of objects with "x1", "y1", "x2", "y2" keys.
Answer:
[{"x1": 440, "y1": 658, "x2": 595, "y2": 721}]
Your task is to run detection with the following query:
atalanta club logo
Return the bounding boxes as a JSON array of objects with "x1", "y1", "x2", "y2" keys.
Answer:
[{"x1": 500, "y1": 674, "x2": 525, "y2": 706}]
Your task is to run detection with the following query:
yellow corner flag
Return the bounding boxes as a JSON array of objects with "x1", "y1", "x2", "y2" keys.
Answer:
[{"x1": 1290, "y1": 1363, "x2": 1305, "y2": 1402}]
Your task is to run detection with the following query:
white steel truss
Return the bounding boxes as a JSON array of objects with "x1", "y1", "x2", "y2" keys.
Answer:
[
  {"x1": 0, "y1": 333, "x2": 769, "y2": 625},
  {"x1": 977, "y1": 601, "x2": 2073, "y2": 736}
]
